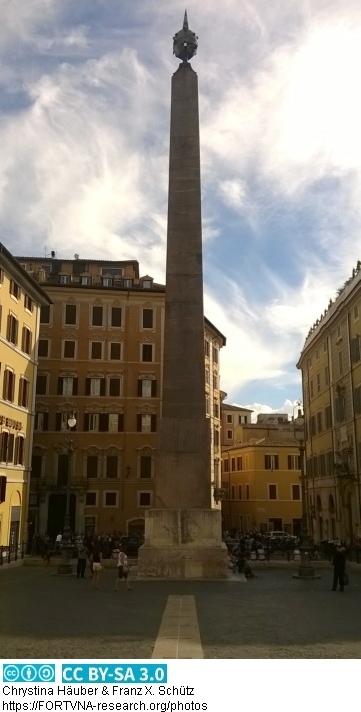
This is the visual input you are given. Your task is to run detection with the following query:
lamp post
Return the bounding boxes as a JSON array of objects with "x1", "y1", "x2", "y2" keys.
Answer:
[
  {"x1": 293, "y1": 408, "x2": 320, "y2": 579},
  {"x1": 57, "y1": 415, "x2": 77, "y2": 575}
]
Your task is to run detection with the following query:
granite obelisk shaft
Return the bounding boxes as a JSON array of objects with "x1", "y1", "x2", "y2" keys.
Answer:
[{"x1": 155, "y1": 61, "x2": 210, "y2": 510}]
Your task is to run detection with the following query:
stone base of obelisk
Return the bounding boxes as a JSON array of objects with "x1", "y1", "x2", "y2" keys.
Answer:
[{"x1": 137, "y1": 509, "x2": 228, "y2": 579}]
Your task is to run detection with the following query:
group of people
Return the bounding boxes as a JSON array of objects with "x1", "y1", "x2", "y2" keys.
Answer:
[{"x1": 72, "y1": 535, "x2": 133, "y2": 590}]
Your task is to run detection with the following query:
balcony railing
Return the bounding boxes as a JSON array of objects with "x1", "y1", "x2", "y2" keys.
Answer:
[{"x1": 32, "y1": 477, "x2": 88, "y2": 492}]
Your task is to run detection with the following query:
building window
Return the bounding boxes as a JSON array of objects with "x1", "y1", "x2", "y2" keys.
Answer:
[
  {"x1": 140, "y1": 455, "x2": 152, "y2": 478},
  {"x1": 102, "y1": 277, "x2": 113, "y2": 287},
  {"x1": 316, "y1": 373, "x2": 321, "y2": 392},
  {"x1": 142, "y1": 344, "x2": 154, "y2": 362},
  {"x1": 354, "y1": 304, "x2": 359, "y2": 320},
  {"x1": 138, "y1": 378, "x2": 156, "y2": 397},
  {"x1": 3, "y1": 369, "x2": 15, "y2": 401},
  {"x1": 84, "y1": 414, "x2": 99, "y2": 432},
  {"x1": 226, "y1": 429, "x2": 232, "y2": 439},
  {"x1": 104, "y1": 491, "x2": 118, "y2": 507},
  {"x1": 35, "y1": 412, "x2": 49, "y2": 431},
  {"x1": 268, "y1": 484, "x2": 277, "y2": 500},
  {"x1": 335, "y1": 395, "x2": 346, "y2": 423},
  {"x1": 21, "y1": 326, "x2": 32, "y2": 355},
  {"x1": 6, "y1": 314, "x2": 18, "y2": 346},
  {"x1": 265, "y1": 454, "x2": 279, "y2": 470},
  {"x1": 10, "y1": 280, "x2": 21, "y2": 299},
  {"x1": 106, "y1": 456, "x2": 118, "y2": 478},
  {"x1": 223, "y1": 460, "x2": 229, "y2": 473},
  {"x1": 108, "y1": 377, "x2": 122, "y2": 397},
  {"x1": 109, "y1": 413, "x2": 124, "y2": 432},
  {"x1": 86, "y1": 492, "x2": 97, "y2": 506},
  {"x1": 89, "y1": 306, "x2": 103, "y2": 327},
  {"x1": 325, "y1": 365, "x2": 329, "y2": 385},
  {"x1": 110, "y1": 342, "x2": 122, "y2": 360},
  {"x1": 63, "y1": 340, "x2": 76, "y2": 358},
  {"x1": 111, "y1": 307, "x2": 122, "y2": 327},
  {"x1": 226, "y1": 414, "x2": 232, "y2": 424},
  {"x1": 288, "y1": 454, "x2": 300, "y2": 470},
  {"x1": 205, "y1": 368, "x2": 210, "y2": 385},
  {"x1": 1, "y1": 432, "x2": 14, "y2": 463},
  {"x1": 237, "y1": 457, "x2": 243, "y2": 470},
  {"x1": 58, "y1": 376, "x2": 78, "y2": 396},
  {"x1": 65, "y1": 304, "x2": 77, "y2": 325},
  {"x1": 101, "y1": 267, "x2": 123, "y2": 277},
  {"x1": 142, "y1": 279, "x2": 152, "y2": 289},
  {"x1": 317, "y1": 412, "x2": 322, "y2": 433},
  {"x1": 85, "y1": 377, "x2": 105, "y2": 396},
  {"x1": 213, "y1": 373, "x2": 218, "y2": 389},
  {"x1": 310, "y1": 380, "x2": 314, "y2": 398},
  {"x1": 38, "y1": 339, "x2": 50, "y2": 357},
  {"x1": 31, "y1": 454, "x2": 43, "y2": 478},
  {"x1": 214, "y1": 400, "x2": 219, "y2": 418},
  {"x1": 86, "y1": 456, "x2": 98, "y2": 478},
  {"x1": 24, "y1": 294, "x2": 33, "y2": 312},
  {"x1": 325, "y1": 404, "x2": 332, "y2": 428},
  {"x1": 90, "y1": 342, "x2": 103, "y2": 359},
  {"x1": 36, "y1": 373, "x2": 48, "y2": 395},
  {"x1": 292, "y1": 484, "x2": 301, "y2": 500},
  {"x1": 40, "y1": 305, "x2": 50, "y2": 324},
  {"x1": 14, "y1": 436, "x2": 25, "y2": 465},
  {"x1": 18, "y1": 377, "x2": 29, "y2": 408},
  {"x1": 238, "y1": 484, "x2": 242, "y2": 499},
  {"x1": 81, "y1": 276, "x2": 92, "y2": 286},
  {"x1": 351, "y1": 335, "x2": 361, "y2": 363},
  {"x1": 206, "y1": 394, "x2": 210, "y2": 415},
  {"x1": 231, "y1": 457, "x2": 235, "y2": 472},
  {"x1": 204, "y1": 340, "x2": 210, "y2": 357},
  {"x1": 138, "y1": 491, "x2": 152, "y2": 507},
  {"x1": 137, "y1": 414, "x2": 156, "y2": 432},
  {"x1": 212, "y1": 346, "x2": 218, "y2": 364},
  {"x1": 60, "y1": 275, "x2": 71, "y2": 285},
  {"x1": 246, "y1": 484, "x2": 250, "y2": 500},
  {"x1": 142, "y1": 309, "x2": 154, "y2": 329},
  {"x1": 55, "y1": 412, "x2": 77, "y2": 432}
]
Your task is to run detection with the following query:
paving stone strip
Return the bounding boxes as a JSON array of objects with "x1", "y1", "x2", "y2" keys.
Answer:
[{"x1": 152, "y1": 595, "x2": 203, "y2": 659}]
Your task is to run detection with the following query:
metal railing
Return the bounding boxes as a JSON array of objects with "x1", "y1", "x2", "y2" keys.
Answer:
[{"x1": 0, "y1": 541, "x2": 25, "y2": 566}]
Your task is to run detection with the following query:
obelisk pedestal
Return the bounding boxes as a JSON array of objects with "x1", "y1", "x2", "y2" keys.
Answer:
[{"x1": 138, "y1": 13, "x2": 228, "y2": 579}]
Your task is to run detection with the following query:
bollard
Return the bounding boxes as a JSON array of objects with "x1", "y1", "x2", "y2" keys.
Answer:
[
  {"x1": 250, "y1": 551, "x2": 257, "y2": 561},
  {"x1": 258, "y1": 547, "x2": 265, "y2": 561},
  {"x1": 294, "y1": 548, "x2": 301, "y2": 561}
]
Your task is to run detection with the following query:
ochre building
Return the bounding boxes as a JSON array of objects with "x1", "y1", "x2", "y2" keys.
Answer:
[
  {"x1": 0, "y1": 244, "x2": 50, "y2": 547},
  {"x1": 221, "y1": 433, "x2": 302, "y2": 535},
  {"x1": 297, "y1": 262, "x2": 361, "y2": 543},
  {"x1": 16, "y1": 256, "x2": 225, "y2": 538}
]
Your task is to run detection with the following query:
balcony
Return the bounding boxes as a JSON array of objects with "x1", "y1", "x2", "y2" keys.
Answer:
[{"x1": 32, "y1": 477, "x2": 88, "y2": 493}]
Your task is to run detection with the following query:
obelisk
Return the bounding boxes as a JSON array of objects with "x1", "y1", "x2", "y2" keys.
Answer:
[{"x1": 138, "y1": 13, "x2": 228, "y2": 578}]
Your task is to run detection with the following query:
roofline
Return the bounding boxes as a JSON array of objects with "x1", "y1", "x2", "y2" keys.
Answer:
[
  {"x1": 204, "y1": 316, "x2": 226, "y2": 346},
  {"x1": 1, "y1": 244, "x2": 51, "y2": 305}
]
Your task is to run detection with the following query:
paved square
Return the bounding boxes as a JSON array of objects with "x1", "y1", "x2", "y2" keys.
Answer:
[{"x1": 1, "y1": 565, "x2": 361, "y2": 658}]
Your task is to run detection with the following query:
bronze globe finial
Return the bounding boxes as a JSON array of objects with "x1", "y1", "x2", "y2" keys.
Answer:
[{"x1": 173, "y1": 10, "x2": 198, "y2": 63}]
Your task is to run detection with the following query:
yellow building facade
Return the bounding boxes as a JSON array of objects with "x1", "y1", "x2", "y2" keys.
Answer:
[
  {"x1": 221, "y1": 439, "x2": 302, "y2": 535},
  {"x1": 0, "y1": 244, "x2": 50, "y2": 547},
  {"x1": 297, "y1": 263, "x2": 361, "y2": 543},
  {"x1": 17, "y1": 256, "x2": 225, "y2": 538}
]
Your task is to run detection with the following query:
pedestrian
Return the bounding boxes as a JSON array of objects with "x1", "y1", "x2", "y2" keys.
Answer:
[
  {"x1": 91, "y1": 543, "x2": 102, "y2": 589},
  {"x1": 55, "y1": 532, "x2": 62, "y2": 553},
  {"x1": 332, "y1": 542, "x2": 347, "y2": 592},
  {"x1": 115, "y1": 546, "x2": 132, "y2": 591},
  {"x1": 76, "y1": 542, "x2": 87, "y2": 579}
]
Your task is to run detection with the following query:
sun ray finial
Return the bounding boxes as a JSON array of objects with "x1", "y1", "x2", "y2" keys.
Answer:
[{"x1": 173, "y1": 11, "x2": 198, "y2": 63}]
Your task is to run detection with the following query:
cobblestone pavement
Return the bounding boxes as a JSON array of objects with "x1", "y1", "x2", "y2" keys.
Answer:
[{"x1": 1, "y1": 564, "x2": 361, "y2": 659}]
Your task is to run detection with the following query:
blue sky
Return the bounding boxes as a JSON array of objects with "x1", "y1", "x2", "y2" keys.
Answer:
[{"x1": 1, "y1": 1, "x2": 361, "y2": 419}]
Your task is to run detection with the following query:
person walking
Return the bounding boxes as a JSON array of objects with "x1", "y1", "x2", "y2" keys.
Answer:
[
  {"x1": 332, "y1": 542, "x2": 347, "y2": 591},
  {"x1": 76, "y1": 542, "x2": 87, "y2": 579},
  {"x1": 115, "y1": 547, "x2": 132, "y2": 591},
  {"x1": 91, "y1": 543, "x2": 102, "y2": 589}
]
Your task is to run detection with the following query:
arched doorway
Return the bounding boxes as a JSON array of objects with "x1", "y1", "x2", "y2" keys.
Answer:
[{"x1": 47, "y1": 494, "x2": 76, "y2": 540}]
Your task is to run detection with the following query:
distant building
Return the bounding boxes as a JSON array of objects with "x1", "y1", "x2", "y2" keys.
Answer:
[
  {"x1": 221, "y1": 437, "x2": 302, "y2": 535},
  {"x1": 297, "y1": 262, "x2": 361, "y2": 543},
  {"x1": 221, "y1": 401, "x2": 253, "y2": 446},
  {"x1": 0, "y1": 244, "x2": 50, "y2": 548},
  {"x1": 16, "y1": 256, "x2": 226, "y2": 538}
]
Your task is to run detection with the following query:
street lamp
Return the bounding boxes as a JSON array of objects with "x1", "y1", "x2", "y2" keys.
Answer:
[
  {"x1": 57, "y1": 415, "x2": 77, "y2": 575},
  {"x1": 292, "y1": 408, "x2": 320, "y2": 580}
]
